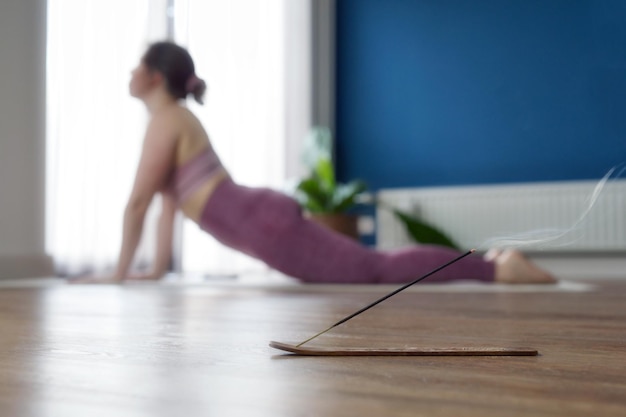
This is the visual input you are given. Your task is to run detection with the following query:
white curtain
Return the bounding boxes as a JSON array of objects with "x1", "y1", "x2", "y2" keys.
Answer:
[
  {"x1": 46, "y1": 0, "x2": 167, "y2": 276},
  {"x1": 173, "y1": 0, "x2": 304, "y2": 276}
]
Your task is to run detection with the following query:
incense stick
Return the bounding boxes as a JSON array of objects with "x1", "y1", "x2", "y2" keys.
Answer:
[{"x1": 296, "y1": 249, "x2": 476, "y2": 347}]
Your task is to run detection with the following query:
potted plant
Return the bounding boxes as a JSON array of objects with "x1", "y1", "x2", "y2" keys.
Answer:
[
  {"x1": 294, "y1": 126, "x2": 459, "y2": 249},
  {"x1": 293, "y1": 127, "x2": 366, "y2": 239}
]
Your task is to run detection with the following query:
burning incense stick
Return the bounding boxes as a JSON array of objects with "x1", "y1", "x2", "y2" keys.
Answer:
[{"x1": 296, "y1": 249, "x2": 476, "y2": 347}]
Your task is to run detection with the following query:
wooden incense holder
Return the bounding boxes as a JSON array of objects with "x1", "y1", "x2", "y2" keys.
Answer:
[{"x1": 270, "y1": 341, "x2": 538, "y2": 356}]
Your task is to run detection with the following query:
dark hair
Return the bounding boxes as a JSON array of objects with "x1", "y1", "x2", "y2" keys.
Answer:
[{"x1": 143, "y1": 41, "x2": 206, "y2": 104}]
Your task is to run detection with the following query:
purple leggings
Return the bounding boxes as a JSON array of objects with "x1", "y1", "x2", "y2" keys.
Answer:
[{"x1": 199, "y1": 179, "x2": 495, "y2": 284}]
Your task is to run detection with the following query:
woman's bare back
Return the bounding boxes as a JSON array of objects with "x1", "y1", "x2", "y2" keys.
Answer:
[{"x1": 165, "y1": 105, "x2": 230, "y2": 222}]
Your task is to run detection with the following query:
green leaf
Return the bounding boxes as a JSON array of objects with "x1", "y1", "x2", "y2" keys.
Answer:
[
  {"x1": 295, "y1": 178, "x2": 330, "y2": 212},
  {"x1": 331, "y1": 181, "x2": 368, "y2": 213},
  {"x1": 315, "y1": 158, "x2": 336, "y2": 192},
  {"x1": 392, "y1": 209, "x2": 459, "y2": 249}
]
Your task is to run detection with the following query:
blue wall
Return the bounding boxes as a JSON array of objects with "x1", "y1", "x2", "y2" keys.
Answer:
[{"x1": 336, "y1": 0, "x2": 626, "y2": 190}]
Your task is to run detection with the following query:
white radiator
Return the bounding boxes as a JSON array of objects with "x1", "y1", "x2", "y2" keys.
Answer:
[{"x1": 376, "y1": 179, "x2": 626, "y2": 253}]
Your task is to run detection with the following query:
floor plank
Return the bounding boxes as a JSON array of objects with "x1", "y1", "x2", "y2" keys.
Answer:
[{"x1": 0, "y1": 280, "x2": 625, "y2": 416}]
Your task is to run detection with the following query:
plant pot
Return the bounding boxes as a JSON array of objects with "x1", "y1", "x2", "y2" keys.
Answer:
[{"x1": 308, "y1": 213, "x2": 359, "y2": 240}]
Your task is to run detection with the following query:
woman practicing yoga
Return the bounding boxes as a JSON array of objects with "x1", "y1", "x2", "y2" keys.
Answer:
[{"x1": 104, "y1": 41, "x2": 555, "y2": 285}]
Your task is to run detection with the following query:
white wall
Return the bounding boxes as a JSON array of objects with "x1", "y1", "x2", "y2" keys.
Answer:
[{"x1": 0, "y1": 0, "x2": 52, "y2": 278}]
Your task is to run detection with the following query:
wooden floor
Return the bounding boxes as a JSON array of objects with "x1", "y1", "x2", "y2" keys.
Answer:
[{"x1": 0, "y1": 279, "x2": 625, "y2": 416}]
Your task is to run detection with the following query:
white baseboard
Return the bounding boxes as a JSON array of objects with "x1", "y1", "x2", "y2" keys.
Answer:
[{"x1": 0, "y1": 254, "x2": 55, "y2": 279}]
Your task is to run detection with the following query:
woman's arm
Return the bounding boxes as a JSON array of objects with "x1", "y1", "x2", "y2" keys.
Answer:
[
  {"x1": 113, "y1": 114, "x2": 178, "y2": 281},
  {"x1": 142, "y1": 192, "x2": 177, "y2": 280}
]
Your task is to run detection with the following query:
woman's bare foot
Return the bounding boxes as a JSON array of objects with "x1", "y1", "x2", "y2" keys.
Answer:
[
  {"x1": 493, "y1": 249, "x2": 557, "y2": 284},
  {"x1": 483, "y1": 248, "x2": 503, "y2": 262}
]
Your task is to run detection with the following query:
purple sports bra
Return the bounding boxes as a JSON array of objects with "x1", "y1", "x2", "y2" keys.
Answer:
[{"x1": 169, "y1": 147, "x2": 225, "y2": 203}]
